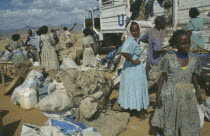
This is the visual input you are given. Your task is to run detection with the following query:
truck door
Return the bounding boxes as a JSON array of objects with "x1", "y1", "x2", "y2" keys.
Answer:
[{"x1": 84, "y1": 10, "x2": 93, "y2": 28}]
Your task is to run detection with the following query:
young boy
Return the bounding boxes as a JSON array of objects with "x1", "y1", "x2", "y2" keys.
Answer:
[
  {"x1": 63, "y1": 23, "x2": 77, "y2": 49},
  {"x1": 140, "y1": 16, "x2": 166, "y2": 89}
]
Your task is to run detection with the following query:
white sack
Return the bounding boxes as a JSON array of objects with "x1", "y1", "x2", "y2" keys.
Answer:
[
  {"x1": 36, "y1": 91, "x2": 74, "y2": 112},
  {"x1": 60, "y1": 58, "x2": 77, "y2": 70},
  {"x1": 11, "y1": 71, "x2": 43, "y2": 103},
  {"x1": 197, "y1": 104, "x2": 205, "y2": 128}
]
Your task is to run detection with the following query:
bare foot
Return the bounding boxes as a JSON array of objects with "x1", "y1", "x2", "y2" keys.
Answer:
[
  {"x1": 139, "y1": 110, "x2": 147, "y2": 121},
  {"x1": 112, "y1": 101, "x2": 122, "y2": 111}
]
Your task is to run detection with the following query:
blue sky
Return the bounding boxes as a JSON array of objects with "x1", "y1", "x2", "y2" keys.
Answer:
[{"x1": 0, "y1": 0, "x2": 98, "y2": 30}]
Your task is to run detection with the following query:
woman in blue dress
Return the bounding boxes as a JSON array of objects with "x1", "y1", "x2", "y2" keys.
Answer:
[
  {"x1": 186, "y1": 7, "x2": 210, "y2": 49},
  {"x1": 118, "y1": 21, "x2": 149, "y2": 120}
]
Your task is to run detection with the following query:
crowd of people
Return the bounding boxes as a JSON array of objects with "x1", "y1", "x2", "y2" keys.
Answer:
[
  {"x1": 118, "y1": 7, "x2": 209, "y2": 136},
  {"x1": 4, "y1": 24, "x2": 79, "y2": 73},
  {"x1": 3, "y1": 6, "x2": 210, "y2": 136}
]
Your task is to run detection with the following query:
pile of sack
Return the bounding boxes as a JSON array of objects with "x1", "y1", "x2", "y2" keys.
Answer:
[
  {"x1": 59, "y1": 47, "x2": 83, "y2": 65},
  {"x1": 35, "y1": 68, "x2": 129, "y2": 136},
  {"x1": 9, "y1": 65, "x2": 130, "y2": 136}
]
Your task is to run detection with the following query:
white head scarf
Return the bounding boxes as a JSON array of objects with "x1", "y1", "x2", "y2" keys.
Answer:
[
  {"x1": 28, "y1": 29, "x2": 35, "y2": 37},
  {"x1": 126, "y1": 21, "x2": 141, "y2": 43}
]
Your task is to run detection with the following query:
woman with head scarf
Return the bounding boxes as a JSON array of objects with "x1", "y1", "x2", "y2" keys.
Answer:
[
  {"x1": 118, "y1": 21, "x2": 149, "y2": 120},
  {"x1": 24, "y1": 29, "x2": 41, "y2": 63}
]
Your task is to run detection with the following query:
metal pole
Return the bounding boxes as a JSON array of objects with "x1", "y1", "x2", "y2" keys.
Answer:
[
  {"x1": 173, "y1": 0, "x2": 178, "y2": 31},
  {"x1": 1, "y1": 65, "x2": 5, "y2": 87}
]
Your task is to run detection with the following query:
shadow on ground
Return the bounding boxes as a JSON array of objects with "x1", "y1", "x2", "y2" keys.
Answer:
[{"x1": 2, "y1": 120, "x2": 21, "y2": 136}]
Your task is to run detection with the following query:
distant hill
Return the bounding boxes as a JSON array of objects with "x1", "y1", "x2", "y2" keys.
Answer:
[{"x1": 0, "y1": 23, "x2": 84, "y2": 36}]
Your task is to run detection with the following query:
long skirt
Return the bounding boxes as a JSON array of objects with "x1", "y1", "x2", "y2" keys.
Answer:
[
  {"x1": 41, "y1": 46, "x2": 59, "y2": 71},
  {"x1": 118, "y1": 61, "x2": 149, "y2": 111},
  {"x1": 82, "y1": 47, "x2": 97, "y2": 67},
  {"x1": 152, "y1": 83, "x2": 200, "y2": 136},
  {"x1": 11, "y1": 53, "x2": 25, "y2": 65}
]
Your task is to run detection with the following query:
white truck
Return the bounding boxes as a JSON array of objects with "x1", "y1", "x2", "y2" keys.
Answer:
[{"x1": 83, "y1": 0, "x2": 210, "y2": 52}]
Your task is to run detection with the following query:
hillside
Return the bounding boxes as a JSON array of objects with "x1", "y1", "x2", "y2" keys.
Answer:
[{"x1": 0, "y1": 23, "x2": 83, "y2": 36}]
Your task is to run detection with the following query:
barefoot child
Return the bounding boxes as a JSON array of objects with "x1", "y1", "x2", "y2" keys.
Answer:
[
  {"x1": 141, "y1": 16, "x2": 166, "y2": 89},
  {"x1": 152, "y1": 30, "x2": 203, "y2": 136},
  {"x1": 118, "y1": 21, "x2": 149, "y2": 120}
]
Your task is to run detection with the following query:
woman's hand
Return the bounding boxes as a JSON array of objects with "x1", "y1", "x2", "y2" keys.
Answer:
[
  {"x1": 156, "y1": 94, "x2": 162, "y2": 108},
  {"x1": 196, "y1": 94, "x2": 203, "y2": 104},
  {"x1": 131, "y1": 59, "x2": 140, "y2": 65}
]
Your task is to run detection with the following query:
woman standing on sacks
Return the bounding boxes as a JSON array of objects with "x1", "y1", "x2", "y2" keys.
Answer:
[
  {"x1": 82, "y1": 28, "x2": 97, "y2": 67},
  {"x1": 39, "y1": 25, "x2": 59, "y2": 71}
]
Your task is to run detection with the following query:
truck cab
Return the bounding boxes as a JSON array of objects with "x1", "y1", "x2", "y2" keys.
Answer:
[
  {"x1": 83, "y1": 0, "x2": 131, "y2": 50},
  {"x1": 84, "y1": 0, "x2": 210, "y2": 53}
]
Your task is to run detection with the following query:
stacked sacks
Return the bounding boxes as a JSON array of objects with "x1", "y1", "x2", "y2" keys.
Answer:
[
  {"x1": 58, "y1": 68, "x2": 130, "y2": 136},
  {"x1": 57, "y1": 68, "x2": 113, "y2": 107},
  {"x1": 36, "y1": 75, "x2": 74, "y2": 112},
  {"x1": 59, "y1": 47, "x2": 83, "y2": 65},
  {"x1": 11, "y1": 70, "x2": 43, "y2": 105},
  {"x1": 35, "y1": 68, "x2": 129, "y2": 136},
  {"x1": 80, "y1": 110, "x2": 130, "y2": 136}
]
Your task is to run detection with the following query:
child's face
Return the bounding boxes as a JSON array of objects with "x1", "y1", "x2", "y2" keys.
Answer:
[
  {"x1": 130, "y1": 24, "x2": 140, "y2": 38},
  {"x1": 156, "y1": 21, "x2": 165, "y2": 30},
  {"x1": 176, "y1": 34, "x2": 191, "y2": 54},
  {"x1": 160, "y1": 21, "x2": 166, "y2": 30}
]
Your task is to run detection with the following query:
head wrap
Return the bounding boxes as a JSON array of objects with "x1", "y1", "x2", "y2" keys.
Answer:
[{"x1": 126, "y1": 21, "x2": 141, "y2": 43}]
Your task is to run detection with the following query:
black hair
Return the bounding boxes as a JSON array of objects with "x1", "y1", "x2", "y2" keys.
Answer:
[
  {"x1": 51, "y1": 29, "x2": 55, "y2": 33},
  {"x1": 12, "y1": 34, "x2": 20, "y2": 41},
  {"x1": 83, "y1": 28, "x2": 90, "y2": 36},
  {"x1": 169, "y1": 30, "x2": 188, "y2": 48},
  {"x1": 130, "y1": 21, "x2": 139, "y2": 27},
  {"x1": 155, "y1": 16, "x2": 165, "y2": 25},
  {"x1": 189, "y1": 8, "x2": 200, "y2": 18},
  {"x1": 39, "y1": 25, "x2": 48, "y2": 34},
  {"x1": 36, "y1": 30, "x2": 41, "y2": 36},
  {"x1": 28, "y1": 29, "x2": 32, "y2": 33},
  {"x1": 63, "y1": 27, "x2": 68, "y2": 31},
  {"x1": 28, "y1": 29, "x2": 33, "y2": 37}
]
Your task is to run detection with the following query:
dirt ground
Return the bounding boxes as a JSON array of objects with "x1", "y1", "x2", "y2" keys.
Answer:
[{"x1": 1, "y1": 33, "x2": 210, "y2": 136}]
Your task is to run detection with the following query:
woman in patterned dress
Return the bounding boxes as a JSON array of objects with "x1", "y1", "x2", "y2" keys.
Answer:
[
  {"x1": 5, "y1": 34, "x2": 25, "y2": 76},
  {"x1": 152, "y1": 30, "x2": 203, "y2": 136},
  {"x1": 39, "y1": 26, "x2": 59, "y2": 71}
]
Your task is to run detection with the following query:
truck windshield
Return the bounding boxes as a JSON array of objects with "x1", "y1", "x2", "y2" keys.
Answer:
[
  {"x1": 85, "y1": 10, "x2": 93, "y2": 28},
  {"x1": 93, "y1": 9, "x2": 100, "y2": 29}
]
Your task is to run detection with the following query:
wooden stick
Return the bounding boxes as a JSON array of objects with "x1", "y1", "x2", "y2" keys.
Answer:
[{"x1": 191, "y1": 41, "x2": 208, "y2": 53}]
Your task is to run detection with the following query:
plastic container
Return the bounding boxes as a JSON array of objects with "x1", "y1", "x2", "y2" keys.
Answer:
[{"x1": 19, "y1": 88, "x2": 38, "y2": 110}]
